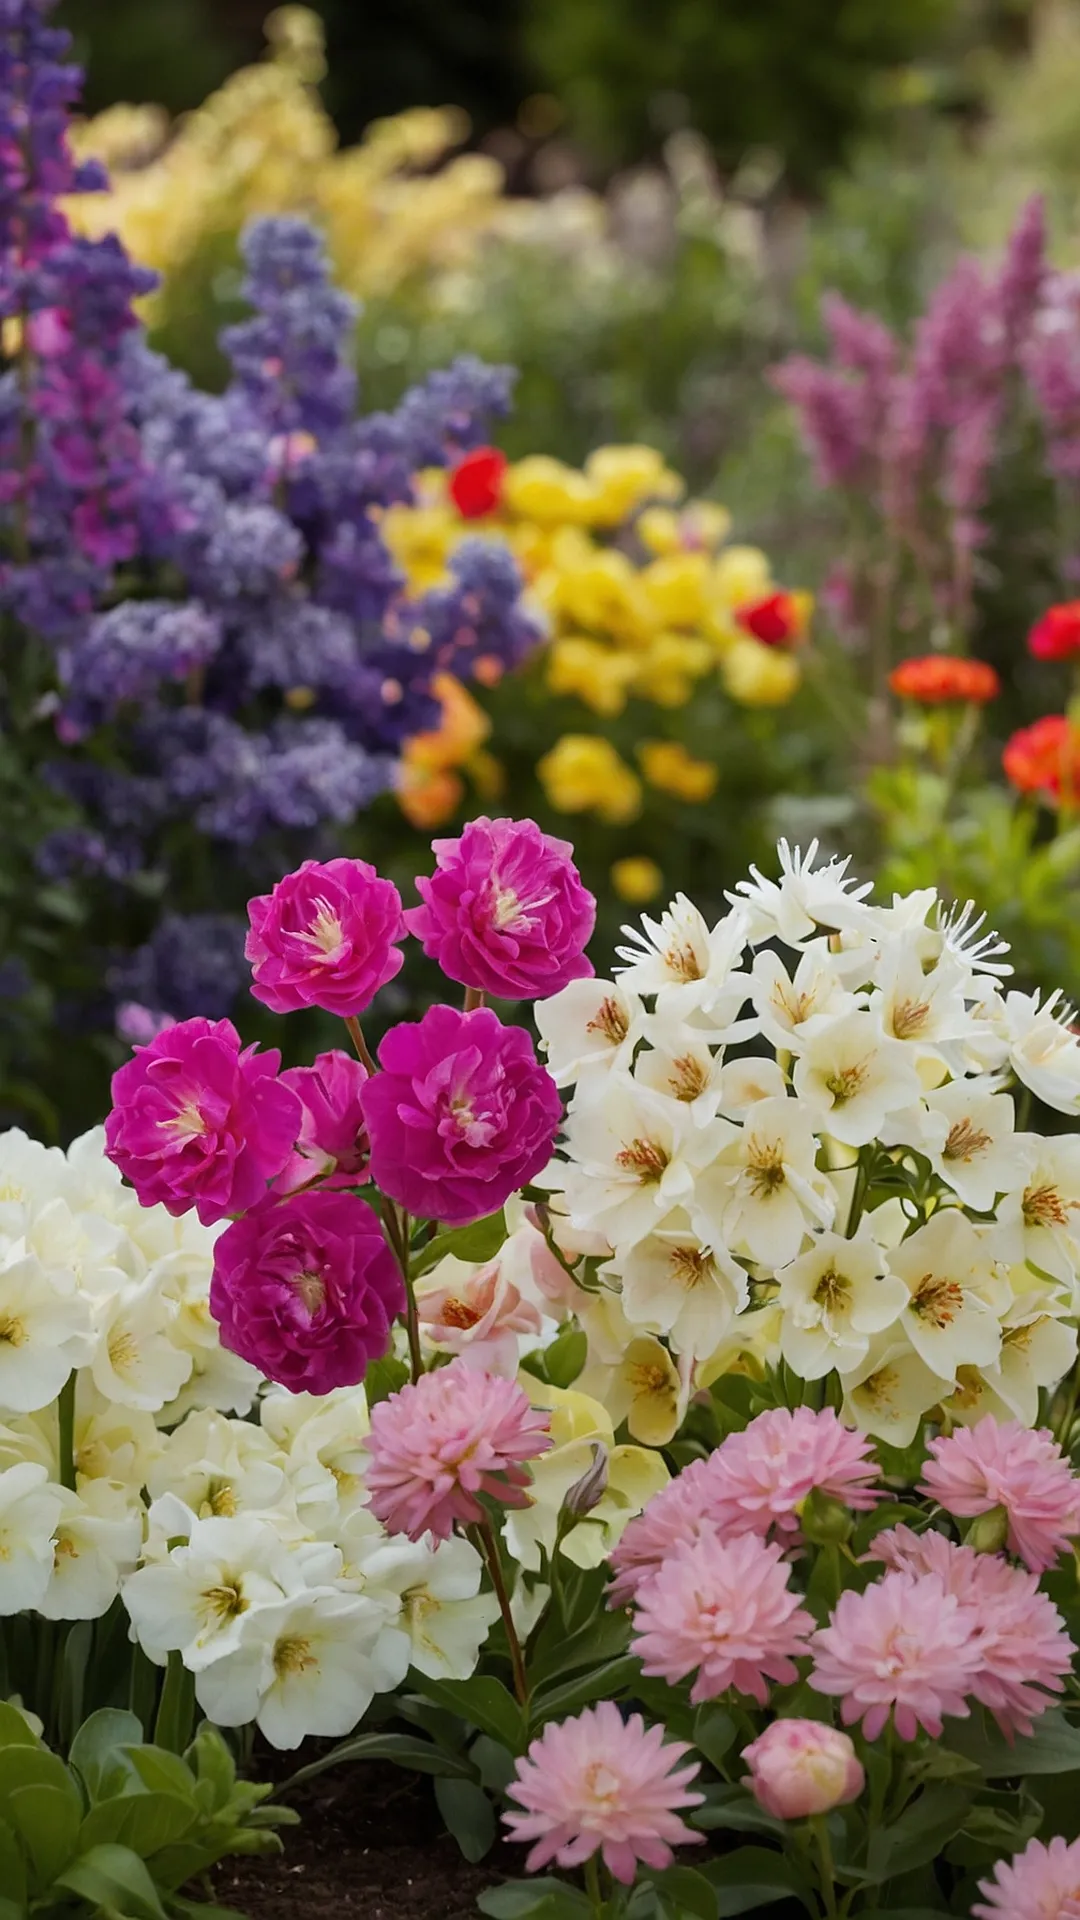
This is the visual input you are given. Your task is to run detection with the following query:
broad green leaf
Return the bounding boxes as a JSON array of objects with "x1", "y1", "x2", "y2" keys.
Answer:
[
  {"x1": 412, "y1": 1210, "x2": 507, "y2": 1277},
  {"x1": 153, "y1": 1652, "x2": 195, "y2": 1756},
  {"x1": 117, "y1": 1786, "x2": 199, "y2": 1860},
  {"x1": 54, "y1": 1842, "x2": 169, "y2": 1920},
  {"x1": 70, "y1": 1708, "x2": 144, "y2": 1801},
  {"x1": 691, "y1": 1707, "x2": 737, "y2": 1773},
  {"x1": 649, "y1": 1864, "x2": 718, "y2": 1920},
  {"x1": 434, "y1": 1777, "x2": 496, "y2": 1863},
  {"x1": 280, "y1": 1731, "x2": 475, "y2": 1796},
  {"x1": 528, "y1": 1601, "x2": 630, "y2": 1688},
  {"x1": 0, "y1": 1748, "x2": 81, "y2": 1829},
  {"x1": 184, "y1": 1723, "x2": 237, "y2": 1810},
  {"x1": 702, "y1": 1846, "x2": 815, "y2": 1916},
  {"x1": 0, "y1": 1705, "x2": 39, "y2": 1751},
  {"x1": 865, "y1": 1786, "x2": 974, "y2": 1884},
  {"x1": 945, "y1": 1708, "x2": 1080, "y2": 1778},
  {"x1": 478, "y1": 1880, "x2": 591, "y2": 1919},
  {"x1": 530, "y1": 1655, "x2": 640, "y2": 1726},
  {"x1": 691, "y1": 1786, "x2": 786, "y2": 1839},
  {"x1": 412, "y1": 1673, "x2": 525, "y2": 1751},
  {"x1": 7, "y1": 1783, "x2": 80, "y2": 1890},
  {"x1": 124, "y1": 1742, "x2": 199, "y2": 1806},
  {"x1": 470, "y1": 1735, "x2": 517, "y2": 1794},
  {"x1": 0, "y1": 1814, "x2": 26, "y2": 1911},
  {"x1": 363, "y1": 1354, "x2": 410, "y2": 1407},
  {"x1": 544, "y1": 1326, "x2": 587, "y2": 1390}
]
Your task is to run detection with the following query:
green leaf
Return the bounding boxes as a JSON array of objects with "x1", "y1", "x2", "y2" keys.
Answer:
[
  {"x1": 434, "y1": 1777, "x2": 496, "y2": 1863},
  {"x1": 530, "y1": 1655, "x2": 640, "y2": 1726},
  {"x1": 0, "y1": 1747, "x2": 80, "y2": 1818},
  {"x1": 691, "y1": 1786, "x2": 786, "y2": 1839},
  {"x1": 701, "y1": 1847, "x2": 815, "y2": 1916},
  {"x1": 184, "y1": 1723, "x2": 237, "y2": 1811},
  {"x1": 125, "y1": 1743, "x2": 199, "y2": 1806},
  {"x1": 648, "y1": 1864, "x2": 718, "y2": 1920},
  {"x1": 0, "y1": 1705, "x2": 39, "y2": 1751},
  {"x1": 691, "y1": 1707, "x2": 736, "y2": 1773},
  {"x1": 470, "y1": 1736, "x2": 517, "y2": 1794},
  {"x1": 152, "y1": 1652, "x2": 195, "y2": 1755},
  {"x1": 411, "y1": 1674, "x2": 526, "y2": 1751},
  {"x1": 412, "y1": 1210, "x2": 508, "y2": 1277},
  {"x1": 363, "y1": 1354, "x2": 411, "y2": 1407},
  {"x1": 945, "y1": 1708, "x2": 1080, "y2": 1778},
  {"x1": 478, "y1": 1880, "x2": 591, "y2": 1919},
  {"x1": 544, "y1": 1326, "x2": 587, "y2": 1390},
  {"x1": 54, "y1": 1842, "x2": 169, "y2": 1920},
  {"x1": 0, "y1": 1814, "x2": 26, "y2": 1911},
  {"x1": 865, "y1": 1786, "x2": 974, "y2": 1884},
  {"x1": 7, "y1": 1783, "x2": 80, "y2": 1890},
  {"x1": 70, "y1": 1708, "x2": 144, "y2": 1801},
  {"x1": 279, "y1": 1731, "x2": 475, "y2": 1796}
]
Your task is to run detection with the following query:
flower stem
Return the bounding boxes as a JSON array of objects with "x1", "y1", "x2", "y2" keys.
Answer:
[
  {"x1": 344, "y1": 1013, "x2": 377, "y2": 1075},
  {"x1": 57, "y1": 1370, "x2": 76, "y2": 1491},
  {"x1": 463, "y1": 986, "x2": 486, "y2": 1012},
  {"x1": 476, "y1": 1518, "x2": 529, "y2": 1708},
  {"x1": 385, "y1": 1203, "x2": 423, "y2": 1381},
  {"x1": 584, "y1": 1852, "x2": 606, "y2": 1917},
  {"x1": 810, "y1": 1816, "x2": 838, "y2": 1919}
]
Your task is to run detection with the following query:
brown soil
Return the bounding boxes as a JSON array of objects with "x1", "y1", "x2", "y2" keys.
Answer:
[{"x1": 211, "y1": 1762, "x2": 513, "y2": 1920}]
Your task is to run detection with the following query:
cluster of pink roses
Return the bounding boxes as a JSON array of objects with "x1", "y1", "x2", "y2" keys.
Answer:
[{"x1": 104, "y1": 817, "x2": 593, "y2": 1391}]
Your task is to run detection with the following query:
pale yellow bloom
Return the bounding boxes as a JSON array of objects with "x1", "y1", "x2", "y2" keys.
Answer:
[
  {"x1": 630, "y1": 633, "x2": 713, "y2": 706},
  {"x1": 502, "y1": 457, "x2": 597, "y2": 527},
  {"x1": 538, "y1": 736, "x2": 642, "y2": 824},
  {"x1": 637, "y1": 501, "x2": 732, "y2": 556},
  {"x1": 638, "y1": 740, "x2": 718, "y2": 803},
  {"x1": 722, "y1": 639, "x2": 801, "y2": 707},
  {"x1": 611, "y1": 857, "x2": 664, "y2": 905},
  {"x1": 546, "y1": 638, "x2": 637, "y2": 716},
  {"x1": 582, "y1": 445, "x2": 682, "y2": 528}
]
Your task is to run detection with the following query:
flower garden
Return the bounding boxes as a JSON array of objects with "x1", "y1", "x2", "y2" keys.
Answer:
[{"x1": 7, "y1": 1, "x2": 1080, "y2": 1917}]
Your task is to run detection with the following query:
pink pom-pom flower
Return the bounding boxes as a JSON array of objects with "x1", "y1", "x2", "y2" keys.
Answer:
[
  {"x1": 364, "y1": 1362, "x2": 552, "y2": 1541},
  {"x1": 105, "y1": 1016, "x2": 301, "y2": 1225},
  {"x1": 275, "y1": 1049, "x2": 370, "y2": 1193},
  {"x1": 705, "y1": 1406, "x2": 882, "y2": 1540},
  {"x1": 246, "y1": 857, "x2": 405, "y2": 1017},
  {"x1": 630, "y1": 1530, "x2": 814, "y2": 1706},
  {"x1": 743, "y1": 1719, "x2": 865, "y2": 1820},
  {"x1": 809, "y1": 1569, "x2": 983, "y2": 1741},
  {"x1": 404, "y1": 816, "x2": 596, "y2": 1001},
  {"x1": 974, "y1": 1834, "x2": 1080, "y2": 1919},
  {"x1": 920, "y1": 1417, "x2": 1080, "y2": 1573},
  {"x1": 209, "y1": 1189, "x2": 404, "y2": 1392},
  {"x1": 361, "y1": 1003, "x2": 562, "y2": 1226},
  {"x1": 503, "y1": 1703, "x2": 704, "y2": 1885},
  {"x1": 607, "y1": 1457, "x2": 720, "y2": 1607}
]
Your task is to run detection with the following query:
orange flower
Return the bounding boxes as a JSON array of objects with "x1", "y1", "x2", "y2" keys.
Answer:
[
  {"x1": 733, "y1": 589, "x2": 811, "y2": 649},
  {"x1": 1003, "y1": 714, "x2": 1080, "y2": 805},
  {"x1": 396, "y1": 673, "x2": 491, "y2": 828},
  {"x1": 888, "y1": 655, "x2": 1000, "y2": 705}
]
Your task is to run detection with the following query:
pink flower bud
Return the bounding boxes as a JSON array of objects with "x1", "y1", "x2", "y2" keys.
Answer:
[{"x1": 742, "y1": 1719, "x2": 865, "y2": 1821}]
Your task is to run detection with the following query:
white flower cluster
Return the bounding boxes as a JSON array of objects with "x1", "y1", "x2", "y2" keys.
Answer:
[
  {"x1": 0, "y1": 1129, "x2": 498, "y2": 1748},
  {"x1": 537, "y1": 842, "x2": 1080, "y2": 1447}
]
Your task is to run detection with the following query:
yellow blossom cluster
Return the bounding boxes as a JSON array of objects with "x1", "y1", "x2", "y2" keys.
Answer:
[
  {"x1": 386, "y1": 442, "x2": 811, "y2": 859},
  {"x1": 63, "y1": 7, "x2": 512, "y2": 315}
]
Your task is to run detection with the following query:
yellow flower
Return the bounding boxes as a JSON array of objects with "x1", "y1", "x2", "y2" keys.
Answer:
[
  {"x1": 630, "y1": 633, "x2": 713, "y2": 707},
  {"x1": 546, "y1": 637, "x2": 637, "y2": 716},
  {"x1": 638, "y1": 740, "x2": 719, "y2": 802},
  {"x1": 538, "y1": 736, "x2": 642, "y2": 824},
  {"x1": 638, "y1": 500, "x2": 732, "y2": 556},
  {"x1": 611, "y1": 857, "x2": 664, "y2": 904},
  {"x1": 713, "y1": 545, "x2": 773, "y2": 605},
  {"x1": 582, "y1": 444, "x2": 683, "y2": 528},
  {"x1": 640, "y1": 552, "x2": 711, "y2": 629},
  {"x1": 551, "y1": 546, "x2": 658, "y2": 648},
  {"x1": 721, "y1": 638, "x2": 801, "y2": 707},
  {"x1": 381, "y1": 502, "x2": 458, "y2": 591},
  {"x1": 502, "y1": 456, "x2": 597, "y2": 526},
  {"x1": 502, "y1": 1380, "x2": 670, "y2": 1571}
]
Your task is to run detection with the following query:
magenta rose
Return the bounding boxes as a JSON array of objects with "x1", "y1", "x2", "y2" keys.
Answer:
[
  {"x1": 361, "y1": 1004, "x2": 562, "y2": 1225},
  {"x1": 404, "y1": 817, "x2": 595, "y2": 1001},
  {"x1": 275, "y1": 1049, "x2": 370, "y2": 1193},
  {"x1": 105, "y1": 1017, "x2": 301, "y2": 1225},
  {"x1": 210, "y1": 1189, "x2": 404, "y2": 1392},
  {"x1": 246, "y1": 856, "x2": 406, "y2": 1016}
]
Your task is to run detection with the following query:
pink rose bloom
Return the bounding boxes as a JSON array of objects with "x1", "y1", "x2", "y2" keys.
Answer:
[
  {"x1": 743, "y1": 1720, "x2": 865, "y2": 1821},
  {"x1": 361, "y1": 1004, "x2": 562, "y2": 1226},
  {"x1": 871, "y1": 1525, "x2": 1073, "y2": 1739},
  {"x1": 705, "y1": 1406, "x2": 882, "y2": 1541},
  {"x1": 404, "y1": 816, "x2": 595, "y2": 1000},
  {"x1": 503, "y1": 1703, "x2": 703, "y2": 1885},
  {"x1": 246, "y1": 857, "x2": 405, "y2": 1016},
  {"x1": 209, "y1": 1188, "x2": 404, "y2": 1392},
  {"x1": 630, "y1": 1530, "x2": 814, "y2": 1706},
  {"x1": 810, "y1": 1569, "x2": 983, "y2": 1741},
  {"x1": 920, "y1": 1417, "x2": 1080, "y2": 1573},
  {"x1": 275, "y1": 1050, "x2": 369, "y2": 1193},
  {"x1": 105, "y1": 1017, "x2": 301, "y2": 1225},
  {"x1": 974, "y1": 1835, "x2": 1080, "y2": 1919},
  {"x1": 416, "y1": 1254, "x2": 543, "y2": 1376},
  {"x1": 364, "y1": 1361, "x2": 551, "y2": 1540}
]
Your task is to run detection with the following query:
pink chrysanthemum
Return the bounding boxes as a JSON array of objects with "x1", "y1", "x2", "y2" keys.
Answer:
[
  {"x1": 920, "y1": 1417, "x2": 1080, "y2": 1573},
  {"x1": 364, "y1": 1362, "x2": 551, "y2": 1541},
  {"x1": 974, "y1": 1835, "x2": 1080, "y2": 1919},
  {"x1": 630, "y1": 1531, "x2": 814, "y2": 1706},
  {"x1": 810, "y1": 1569, "x2": 982, "y2": 1741},
  {"x1": 503, "y1": 1703, "x2": 704, "y2": 1885},
  {"x1": 870, "y1": 1525, "x2": 1074, "y2": 1740},
  {"x1": 607, "y1": 1457, "x2": 720, "y2": 1607},
  {"x1": 705, "y1": 1406, "x2": 882, "y2": 1540}
]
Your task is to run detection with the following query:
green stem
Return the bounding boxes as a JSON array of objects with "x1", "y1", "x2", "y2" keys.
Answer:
[
  {"x1": 464, "y1": 987, "x2": 486, "y2": 1012},
  {"x1": 844, "y1": 1148, "x2": 870, "y2": 1237},
  {"x1": 57, "y1": 1370, "x2": 77, "y2": 1491},
  {"x1": 344, "y1": 1013, "x2": 377, "y2": 1076},
  {"x1": 476, "y1": 1518, "x2": 529, "y2": 1709},
  {"x1": 385, "y1": 1204, "x2": 422, "y2": 1381},
  {"x1": 584, "y1": 1853, "x2": 606, "y2": 1918},
  {"x1": 811, "y1": 1816, "x2": 839, "y2": 1919}
]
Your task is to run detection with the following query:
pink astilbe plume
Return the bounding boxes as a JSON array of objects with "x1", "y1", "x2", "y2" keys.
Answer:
[
  {"x1": 630, "y1": 1530, "x2": 814, "y2": 1706},
  {"x1": 364, "y1": 1362, "x2": 551, "y2": 1541},
  {"x1": 920, "y1": 1417, "x2": 1080, "y2": 1572},
  {"x1": 705, "y1": 1406, "x2": 882, "y2": 1540},
  {"x1": 810, "y1": 1569, "x2": 983, "y2": 1741},
  {"x1": 974, "y1": 1834, "x2": 1080, "y2": 1919},
  {"x1": 872, "y1": 1525, "x2": 1074, "y2": 1739},
  {"x1": 503, "y1": 1703, "x2": 704, "y2": 1885}
]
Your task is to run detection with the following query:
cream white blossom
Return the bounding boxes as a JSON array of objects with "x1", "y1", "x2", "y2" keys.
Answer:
[
  {"x1": 792, "y1": 1011, "x2": 923, "y2": 1147},
  {"x1": 0, "y1": 1462, "x2": 64, "y2": 1614},
  {"x1": 776, "y1": 1228, "x2": 907, "y2": 1380}
]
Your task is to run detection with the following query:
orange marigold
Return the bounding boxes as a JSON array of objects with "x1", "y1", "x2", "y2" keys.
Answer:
[
  {"x1": 1003, "y1": 714, "x2": 1080, "y2": 804},
  {"x1": 888, "y1": 655, "x2": 1001, "y2": 705}
]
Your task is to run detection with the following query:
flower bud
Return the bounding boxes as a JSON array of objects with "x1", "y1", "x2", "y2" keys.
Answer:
[
  {"x1": 743, "y1": 1719, "x2": 865, "y2": 1821},
  {"x1": 563, "y1": 1443, "x2": 609, "y2": 1520},
  {"x1": 798, "y1": 1487, "x2": 854, "y2": 1547},
  {"x1": 964, "y1": 1504, "x2": 1009, "y2": 1555}
]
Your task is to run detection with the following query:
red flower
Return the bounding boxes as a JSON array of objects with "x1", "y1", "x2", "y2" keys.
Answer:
[
  {"x1": 888, "y1": 655, "x2": 1000, "y2": 705},
  {"x1": 449, "y1": 446, "x2": 508, "y2": 519},
  {"x1": 734, "y1": 590, "x2": 808, "y2": 648},
  {"x1": 1027, "y1": 601, "x2": 1080, "y2": 662},
  {"x1": 1003, "y1": 713, "x2": 1080, "y2": 803}
]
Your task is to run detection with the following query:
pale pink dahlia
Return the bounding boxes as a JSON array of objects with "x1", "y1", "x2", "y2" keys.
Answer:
[
  {"x1": 364, "y1": 1362, "x2": 551, "y2": 1541},
  {"x1": 630, "y1": 1530, "x2": 814, "y2": 1706},
  {"x1": 974, "y1": 1835, "x2": 1080, "y2": 1919},
  {"x1": 705, "y1": 1406, "x2": 881, "y2": 1541},
  {"x1": 810, "y1": 1569, "x2": 983, "y2": 1740},
  {"x1": 871, "y1": 1525, "x2": 1074, "y2": 1739},
  {"x1": 920, "y1": 1417, "x2": 1080, "y2": 1572},
  {"x1": 607, "y1": 1458, "x2": 720, "y2": 1607},
  {"x1": 503, "y1": 1703, "x2": 703, "y2": 1884}
]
